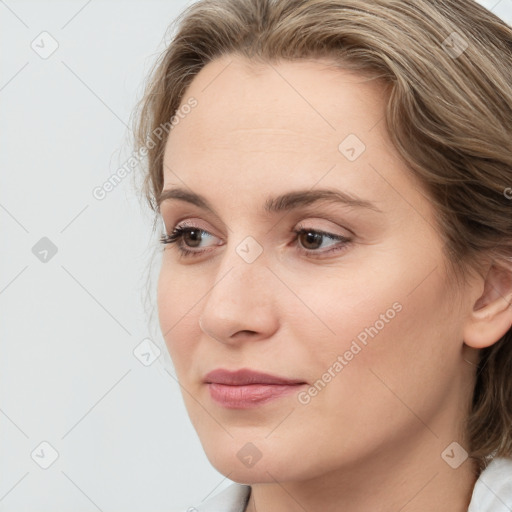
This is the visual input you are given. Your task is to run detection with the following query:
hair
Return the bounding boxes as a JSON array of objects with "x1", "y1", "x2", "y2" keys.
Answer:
[{"x1": 132, "y1": 0, "x2": 512, "y2": 474}]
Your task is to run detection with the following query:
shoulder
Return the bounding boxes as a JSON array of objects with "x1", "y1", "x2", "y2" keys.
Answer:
[
  {"x1": 468, "y1": 456, "x2": 512, "y2": 512},
  {"x1": 175, "y1": 483, "x2": 251, "y2": 512}
]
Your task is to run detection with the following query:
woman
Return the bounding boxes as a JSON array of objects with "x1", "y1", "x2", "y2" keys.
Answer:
[{"x1": 133, "y1": 0, "x2": 512, "y2": 510}]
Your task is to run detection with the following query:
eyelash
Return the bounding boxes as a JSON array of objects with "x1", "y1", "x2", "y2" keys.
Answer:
[{"x1": 159, "y1": 224, "x2": 352, "y2": 259}]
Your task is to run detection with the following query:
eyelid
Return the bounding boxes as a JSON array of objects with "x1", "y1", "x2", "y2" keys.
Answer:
[
  {"x1": 166, "y1": 217, "x2": 220, "y2": 236},
  {"x1": 164, "y1": 211, "x2": 354, "y2": 234},
  {"x1": 295, "y1": 219, "x2": 353, "y2": 238}
]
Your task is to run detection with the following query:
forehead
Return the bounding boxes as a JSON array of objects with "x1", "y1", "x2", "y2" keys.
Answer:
[
  {"x1": 166, "y1": 54, "x2": 389, "y2": 152},
  {"x1": 161, "y1": 55, "x2": 424, "y2": 220}
]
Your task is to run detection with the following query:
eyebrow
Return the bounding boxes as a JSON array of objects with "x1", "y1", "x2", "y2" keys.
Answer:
[{"x1": 157, "y1": 187, "x2": 382, "y2": 214}]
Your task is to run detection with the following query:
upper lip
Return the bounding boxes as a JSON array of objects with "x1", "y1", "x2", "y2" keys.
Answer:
[{"x1": 204, "y1": 368, "x2": 306, "y2": 386}]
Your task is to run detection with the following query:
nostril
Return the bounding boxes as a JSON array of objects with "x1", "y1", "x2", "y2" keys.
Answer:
[{"x1": 231, "y1": 330, "x2": 259, "y2": 339}]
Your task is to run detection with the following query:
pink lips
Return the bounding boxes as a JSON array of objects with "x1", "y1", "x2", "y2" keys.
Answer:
[{"x1": 204, "y1": 368, "x2": 307, "y2": 409}]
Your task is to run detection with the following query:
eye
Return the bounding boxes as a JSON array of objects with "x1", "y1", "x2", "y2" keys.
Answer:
[
  {"x1": 160, "y1": 225, "x2": 221, "y2": 258},
  {"x1": 160, "y1": 223, "x2": 352, "y2": 259},
  {"x1": 292, "y1": 226, "x2": 352, "y2": 257}
]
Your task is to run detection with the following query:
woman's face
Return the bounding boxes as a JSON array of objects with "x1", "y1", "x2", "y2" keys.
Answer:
[{"x1": 157, "y1": 55, "x2": 474, "y2": 483}]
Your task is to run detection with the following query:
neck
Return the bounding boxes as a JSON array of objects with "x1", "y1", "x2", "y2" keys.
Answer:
[{"x1": 245, "y1": 429, "x2": 479, "y2": 512}]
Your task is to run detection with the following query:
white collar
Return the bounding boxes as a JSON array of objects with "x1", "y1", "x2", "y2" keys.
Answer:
[
  {"x1": 468, "y1": 456, "x2": 512, "y2": 511},
  {"x1": 192, "y1": 482, "x2": 250, "y2": 511}
]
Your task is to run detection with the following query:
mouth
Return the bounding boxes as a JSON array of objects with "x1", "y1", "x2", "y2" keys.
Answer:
[{"x1": 204, "y1": 368, "x2": 307, "y2": 409}]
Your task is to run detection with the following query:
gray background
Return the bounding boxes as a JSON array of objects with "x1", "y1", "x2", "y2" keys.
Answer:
[{"x1": 1, "y1": 1, "x2": 511, "y2": 510}]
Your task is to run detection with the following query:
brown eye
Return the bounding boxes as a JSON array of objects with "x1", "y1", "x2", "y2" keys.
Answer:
[
  {"x1": 298, "y1": 230, "x2": 324, "y2": 250},
  {"x1": 182, "y1": 228, "x2": 203, "y2": 248},
  {"x1": 160, "y1": 225, "x2": 221, "y2": 258},
  {"x1": 293, "y1": 227, "x2": 352, "y2": 257}
]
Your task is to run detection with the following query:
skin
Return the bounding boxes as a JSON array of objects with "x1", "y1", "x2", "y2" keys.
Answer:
[{"x1": 157, "y1": 55, "x2": 512, "y2": 512}]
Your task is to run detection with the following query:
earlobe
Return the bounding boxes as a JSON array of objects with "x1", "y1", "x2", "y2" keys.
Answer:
[{"x1": 463, "y1": 262, "x2": 512, "y2": 349}]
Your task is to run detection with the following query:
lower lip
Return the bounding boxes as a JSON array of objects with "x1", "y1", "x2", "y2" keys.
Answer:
[{"x1": 207, "y1": 382, "x2": 305, "y2": 409}]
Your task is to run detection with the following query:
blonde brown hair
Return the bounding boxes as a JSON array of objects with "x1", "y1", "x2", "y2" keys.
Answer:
[{"x1": 133, "y1": 0, "x2": 512, "y2": 473}]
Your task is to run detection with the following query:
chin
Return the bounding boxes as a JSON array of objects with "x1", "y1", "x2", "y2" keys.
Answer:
[
  {"x1": 201, "y1": 438, "x2": 321, "y2": 485},
  {"x1": 208, "y1": 453, "x2": 288, "y2": 484}
]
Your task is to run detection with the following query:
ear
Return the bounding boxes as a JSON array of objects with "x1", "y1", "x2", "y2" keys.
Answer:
[{"x1": 463, "y1": 261, "x2": 512, "y2": 349}]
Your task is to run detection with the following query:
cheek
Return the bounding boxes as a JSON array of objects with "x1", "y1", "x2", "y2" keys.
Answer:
[
  {"x1": 157, "y1": 264, "x2": 203, "y2": 371},
  {"x1": 277, "y1": 261, "x2": 408, "y2": 368},
  {"x1": 299, "y1": 263, "x2": 459, "y2": 431}
]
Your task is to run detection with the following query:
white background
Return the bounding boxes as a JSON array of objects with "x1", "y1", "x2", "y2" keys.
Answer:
[{"x1": 1, "y1": 1, "x2": 511, "y2": 511}]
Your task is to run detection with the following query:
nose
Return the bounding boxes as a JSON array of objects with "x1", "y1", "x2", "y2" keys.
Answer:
[{"x1": 198, "y1": 247, "x2": 280, "y2": 345}]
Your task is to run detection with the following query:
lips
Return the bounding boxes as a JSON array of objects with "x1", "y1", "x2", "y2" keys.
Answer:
[
  {"x1": 204, "y1": 368, "x2": 307, "y2": 409},
  {"x1": 204, "y1": 368, "x2": 305, "y2": 386}
]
